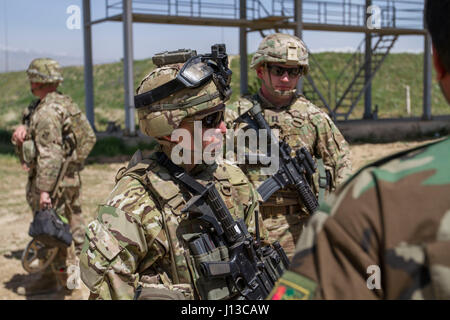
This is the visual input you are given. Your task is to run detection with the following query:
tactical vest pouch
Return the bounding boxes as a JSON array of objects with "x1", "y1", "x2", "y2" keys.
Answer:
[
  {"x1": 183, "y1": 233, "x2": 232, "y2": 300},
  {"x1": 28, "y1": 209, "x2": 72, "y2": 248},
  {"x1": 22, "y1": 140, "x2": 36, "y2": 165},
  {"x1": 135, "y1": 286, "x2": 189, "y2": 300}
]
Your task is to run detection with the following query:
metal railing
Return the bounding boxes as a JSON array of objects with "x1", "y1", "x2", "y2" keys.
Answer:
[
  {"x1": 104, "y1": 0, "x2": 424, "y2": 30},
  {"x1": 106, "y1": 0, "x2": 241, "y2": 19},
  {"x1": 272, "y1": 0, "x2": 423, "y2": 29}
]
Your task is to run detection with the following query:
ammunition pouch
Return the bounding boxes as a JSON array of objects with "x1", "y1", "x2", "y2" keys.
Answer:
[
  {"x1": 22, "y1": 140, "x2": 36, "y2": 165},
  {"x1": 183, "y1": 233, "x2": 233, "y2": 300},
  {"x1": 28, "y1": 209, "x2": 72, "y2": 249},
  {"x1": 135, "y1": 285, "x2": 190, "y2": 300}
]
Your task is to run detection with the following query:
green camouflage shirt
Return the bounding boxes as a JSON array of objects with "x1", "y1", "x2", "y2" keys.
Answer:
[
  {"x1": 268, "y1": 137, "x2": 450, "y2": 299},
  {"x1": 225, "y1": 92, "x2": 352, "y2": 257}
]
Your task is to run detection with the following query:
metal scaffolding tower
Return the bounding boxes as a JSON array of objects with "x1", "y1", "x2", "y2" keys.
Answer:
[{"x1": 82, "y1": 0, "x2": 430, "y2": 133}]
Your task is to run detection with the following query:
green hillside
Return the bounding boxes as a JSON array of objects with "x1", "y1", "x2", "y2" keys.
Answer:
[{"x1": 0, "y1": 52, "x2": 447, "y2": 133}]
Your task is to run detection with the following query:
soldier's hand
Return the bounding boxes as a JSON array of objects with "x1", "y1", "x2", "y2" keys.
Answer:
[
  {"x1": 39, "y1": 191, "x2": 52, "y2": 209},
  {"x1": 21, "y1": 163, "x2": 30, "y2": 172},
  {"x1": 12, "y1": 125, "x2": 28, "y2": 145}
]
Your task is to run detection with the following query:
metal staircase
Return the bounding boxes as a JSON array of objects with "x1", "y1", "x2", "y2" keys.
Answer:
[
  {"x1": 303, "y1": 53, "x2": 333, "y2": 114},
  {"x1": 333, "y1": 34, "x2": 398, "y2": 120}
]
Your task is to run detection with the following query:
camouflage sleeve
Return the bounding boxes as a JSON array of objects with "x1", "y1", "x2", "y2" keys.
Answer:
[
  {"x1": 310, "y1": 110, "x2": 352, "y2": 187},
  {"x1": 268, "y1": 169, "x2": 383, "y2": 300},
  {"x1": 34, "y1": 105, "x2": 65, "y2": 192},
  {"x1": 80, "y1": 176, "x2": 165, "y2": 300},
  {"x1": 82, "y1": 112, "x2": 97, "y2": 160},
  {"x1": 72, "y1": 110, "x2": 96, "y2": 163}
]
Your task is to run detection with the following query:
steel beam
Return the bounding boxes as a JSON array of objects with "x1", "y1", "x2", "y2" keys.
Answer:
[
  {"x1": 82, "y1": 0, "x2": 96, "y2": 131},
  {"x1": 239, "y1": 0, "x2": 248, "y2": 96},
  {"x1": 103, "y1": 14, "x2": 427, "y2": 36},
  {"x1": 123, "y1": 0, "x2": 136, "y2": 135}
]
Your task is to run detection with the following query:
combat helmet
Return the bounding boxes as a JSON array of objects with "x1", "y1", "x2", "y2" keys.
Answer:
[
  {"x1": 135, "y1": 45, "x2": 232, "y2": 139},
  {"x1": 26, "y1": 58, "x2": 64, "y2": 83},
  {"x1": 250, "y1": 33, "x2": 309, "y2": 73}
]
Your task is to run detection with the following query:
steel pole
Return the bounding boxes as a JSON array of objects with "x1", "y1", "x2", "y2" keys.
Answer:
[
  {"x1": 82, "y1": 0, "x2": 96, "y2": 130},
  {"x1": 123, "y1": 0, "x2": 136, "y2": 135},
  {"x1": 422, "y1": 32, "x2": 432, "y2": 120},
  {"x1": 363, "y1": 0, "x2": 373, "y2": 119},
  {"x1": 239, "y1": 0, "x2": 248, "y2": 96},
  {"x1": 295, "y1": 0, "x2": 303, "y2": 94}
]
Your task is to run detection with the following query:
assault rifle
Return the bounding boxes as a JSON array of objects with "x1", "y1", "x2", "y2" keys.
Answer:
[
  {"x1": 238, "y1": 101, "x2": 319, "y2": 215},
  {"x1": 156, "y1": 152, "x2": 289, "y2": 300}
]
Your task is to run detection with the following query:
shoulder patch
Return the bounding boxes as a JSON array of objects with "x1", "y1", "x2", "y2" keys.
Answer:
[{"x1": 268, "y1": 271, "x2": 317, "y2": 300}]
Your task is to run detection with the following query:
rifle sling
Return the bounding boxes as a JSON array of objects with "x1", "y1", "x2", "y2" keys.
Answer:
[{"x1": 155, "y1": 152, "x2": 208, "y2": 196}]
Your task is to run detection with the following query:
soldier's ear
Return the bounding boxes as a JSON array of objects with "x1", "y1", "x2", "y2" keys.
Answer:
[
  {"x1": 256, "y1": 65, "x2": 266, "y2": 80},
  {"x1": 433, "y1": 44, "x2": 447, "y2": 81}
]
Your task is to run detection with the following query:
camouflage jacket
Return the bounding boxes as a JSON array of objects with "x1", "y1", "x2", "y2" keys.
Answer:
[
  {"x1": 269, "y1": 137, "x2": 450, "y2": 299},
  {"x1": 225, "y1": 92, "x2": 351, "y2": 194},
  {"x1": 25, "y1": 91, "x2": 95, "y2": 192},
  {"x1": 80, "y1": 152, "x2": 266, "y2": 300}
]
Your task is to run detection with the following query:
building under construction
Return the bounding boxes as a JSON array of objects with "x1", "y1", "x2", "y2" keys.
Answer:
[{"x1": 82, "y1": 0, "x2": 430, "y2": 135}]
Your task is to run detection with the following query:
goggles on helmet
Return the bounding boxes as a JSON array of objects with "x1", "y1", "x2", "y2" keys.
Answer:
[
  {"x1": 134, "y1": 44, "x2": 232, "y2": 110},
  {"x1": 184, "y1": 103, "x2": 225, "y2": 129}
]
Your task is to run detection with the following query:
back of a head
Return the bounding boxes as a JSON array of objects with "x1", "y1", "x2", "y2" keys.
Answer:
[{"x1": 425, "y1": 0, "x2": 450, "y2": 72}]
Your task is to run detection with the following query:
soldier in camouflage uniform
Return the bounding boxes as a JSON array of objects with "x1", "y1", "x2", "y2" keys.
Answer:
[
  {"x1": 79, "y1": 60, "x2": 267, "y2": 300},
  {"x1": 11, "y1": 58, "x2": 96, "y2": 295},
  {"x1": 225, "y1": 33, "x2": 352, "y2": 257},
  {"x1": 267, "y1": 1, "x2": 450, "y2": 300}
]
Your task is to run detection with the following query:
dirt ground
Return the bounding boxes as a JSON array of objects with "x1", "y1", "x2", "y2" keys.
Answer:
[{"x1": 0, "y1": 138, "x2": 440, "y2": 300}]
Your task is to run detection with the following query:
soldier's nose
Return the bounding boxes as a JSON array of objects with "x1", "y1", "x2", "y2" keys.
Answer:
[
  {"x1": 280, "y1": 73, "x2": 290, "y2": 82},
  {"x1": 218, "y1": 121, "x2": 227, "y2": 134}
]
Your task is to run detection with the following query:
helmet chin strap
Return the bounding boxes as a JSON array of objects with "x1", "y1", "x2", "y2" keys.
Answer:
[{"x1": 158, "y1": 137, "x2": 205, "y2": 167}]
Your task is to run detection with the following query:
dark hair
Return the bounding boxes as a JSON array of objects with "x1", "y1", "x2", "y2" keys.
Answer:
[{"x1": 425, "y1": 0, "x2": 450, "y2": 72}]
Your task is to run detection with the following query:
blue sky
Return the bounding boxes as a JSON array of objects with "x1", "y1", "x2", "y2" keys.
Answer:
[{"x1": 0, "y1": 0, "x2": 425, "y2": 72}]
